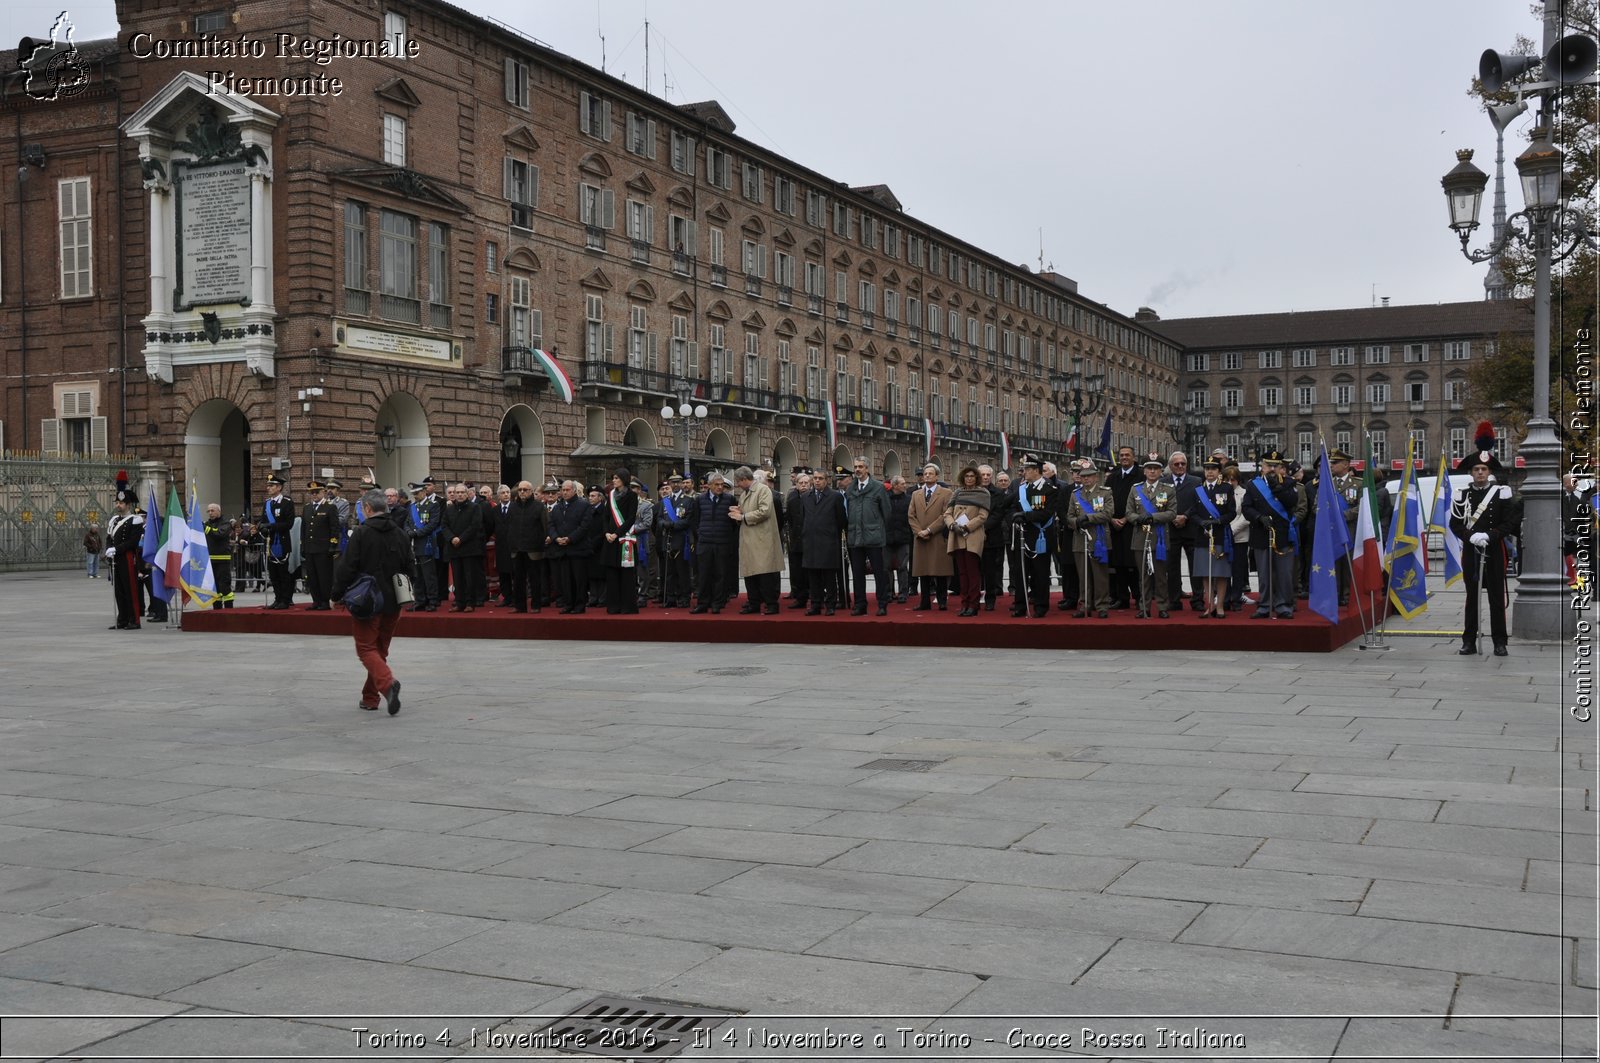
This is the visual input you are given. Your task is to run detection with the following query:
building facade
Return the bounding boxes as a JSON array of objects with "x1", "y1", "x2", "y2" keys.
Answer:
[
  {"x1": 1147, "y1": 300, "x2": 1534, "y2": 470},
  {"x1": 0, "y1": 0, "x2": 1181, "y2": 519}
]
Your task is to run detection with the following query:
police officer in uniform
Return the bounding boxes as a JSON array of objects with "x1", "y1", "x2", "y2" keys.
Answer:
[
  {"x1": 1065, "y1": 460, "x2": 1115, "y2": 617},
  {"x1": 262, "y1": 472, "x2": 296, "y2": 609},
  {"x1": 301, "y1": 480, "x2": 343, "y2": 610},
  {"x1": 106, "y1": 478, "x2": 145, "y2": 629},
  {"x1": 1243, "y1": 449, "x2": 1303, "y2": 619},
  {"x1": 1007, "y1": 456, "x2": 1057, "y2": 618},
  {"x1": 1126, "y1": 455, "x2": 1178, "y2": 617},
  {"x1": 1450, "y1": 426, "x2": 1516, "y2": 656},
  {"x1": 408, "y1": 478, "x2": 443, "y2": 610},
  {"x1": 203, "y1": 503, "x2": 234, "y2": 608}
]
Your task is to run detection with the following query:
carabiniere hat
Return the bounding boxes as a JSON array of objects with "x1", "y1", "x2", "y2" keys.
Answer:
[
  {"x1": 265, "y1": 472, "x2": 286, "y2": 486},
  {"x1": 1457, "y1": 421, "x2": 1505, "y2": 475}
]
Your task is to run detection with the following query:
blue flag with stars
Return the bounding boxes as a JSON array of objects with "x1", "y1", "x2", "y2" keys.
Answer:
[{"x1": 1309, "y1": 444, "x2": 1349, "y2": 625}]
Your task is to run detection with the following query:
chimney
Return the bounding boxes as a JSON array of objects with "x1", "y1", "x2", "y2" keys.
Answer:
[
  {"x1": 1134, "y1": 307, "x2": 1160, "y2": 322},
  {"x1": 1381, "y1": 297, "x2": 1390, "y2": 307}
]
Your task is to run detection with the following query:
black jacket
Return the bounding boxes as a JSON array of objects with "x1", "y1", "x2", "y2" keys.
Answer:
[
  {"x1": 693, "y1": 488, "x2": 738, "y2": 548},
  {"x1": 598, "y1": 488, "x2": 639, "y2": 568},
  {"x1": 501, "y1": 495, "x2": 548, "y2": 554},
  {"x1": 331, "y1": 512, "x2": 411, "y2": 615},
  {"x1": 885, "y1": 490, "x2": 913, "y2": 547},
  {"x1": 1241, "y1": 475, "x2": 1302, "y2": 546},
  {"x1": 442, "y1": 500, "x2": 484, "y2": 559},
  {"x1": 797, "y1": 488, "x2": 846, "y2": 568},
  {"x1": 545, "y1": 496, "x2": 595, "y2": 558}
]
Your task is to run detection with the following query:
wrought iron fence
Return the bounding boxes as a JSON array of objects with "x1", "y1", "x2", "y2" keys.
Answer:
[{"x1": 0, "y1": 454, "x2": 145, "y2": 570}]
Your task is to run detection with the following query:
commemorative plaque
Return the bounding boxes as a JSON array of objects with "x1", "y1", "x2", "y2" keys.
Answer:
[{"x1": 176, "y1": 161, "x2": 252, "y2": 308}]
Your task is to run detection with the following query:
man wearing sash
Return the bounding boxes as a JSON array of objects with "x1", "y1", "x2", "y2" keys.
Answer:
[
  {"x1": 1007, "y1": 456, "x2": 1057, "y2": 618},
  {"x1": 1127, "y1": 455, "x2": 1177, "y2": 618},
  {"x1": 1449, "y1": 431, "x2": 1516, "y2": 656},
  {"x1": 1066, "y1": 460, "x2": 1115, "y2": 618},
  {"x1": 408, "y1": 480, "x2": 442, "y2": 611},
  {"x1": 262, "y1": 472, "x2": 297, "y2": 610},
  {"x1": 302, "y1": 480, "x2": 343, "y2": 611},
  {"x1": 106, "y1": 481, "x2": 145, "y2": 629},
  {"x1": 1243, "y1": 449, "x2": 1302, "y2": 619},
  {"x1": 659, "y1": 475, "x2": 695, "y2": 608}
]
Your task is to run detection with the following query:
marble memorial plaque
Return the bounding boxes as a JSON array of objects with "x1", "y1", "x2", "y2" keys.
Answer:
[{"x1": 178, "y1": 162, "x2": 252, "y2": 308}]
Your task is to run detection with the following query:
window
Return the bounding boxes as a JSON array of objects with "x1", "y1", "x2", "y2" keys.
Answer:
[
  {"x1": 1294, "y1": 384, "x2": 1316, "y2": 407},
  {"x1": 806, "y1": 344, "x2": 821, "y2": 399},
  {"x1": 508, "y1": 277, "x2": 541, "y2": 349},
  {"x1": 1259, "y1": 386, "x2": 1281, "y2": 407},
  {"x1": 883, "y1": 223, "x2": 899, "y2": 258},
  {"x1": 43, "y1": 385, "x2": 106, "y2": 457},
  {"x1": 671, "y1": 131, "x2": 695, "y2": 175},
  {"x1": 1297, "y1": 431, "x2": 1314, "y2": 465},
  {"x1": 1364, "y1": 344, "x2": 1390, "y2": 364},
  {"x1": 670, "y1": 314, "x2": 690, "y2": 376},
  {"x1": 620, "y1": 111, "x2": 657, "y2": 160},
  {"x1": 1405, "y1": 381, "x2": 1427, "y2": 403},
  {"x1": 1450, "y1": 426, "x2": 1467, "y2": 459},
  {"x1": 382, "y1": 113, "x2": 406, "y2": 166},
  {"x1": 860, "y1": 360, "x2": 876, "y2": 409},
  {"x1": 378, "y1": 208, "x2": 418, "y2": 323},
  {"x1": 668, "y1": 214, "x2": 696, "y2": 256},
  {"x1": 741, "y1": 162, "x2": 763, "y2": 203},
  {"x1": 584, "y1": 293, "x2": 612, "y2": 361},
  {"x1": 1333, "y1": 383, "x2": 1354, "y2": 406},
  {"x1": 1221, "y1": 352, "x2": 1242, "y2": 371},
  {"x1": 486, "y1": 293, "x2": 497, "y2": 323},
  {"x1": 194, "y1": 10, "x2": 229, "y2": 33},
  {"x1": 774, "y1": 175, "x2": 795, "y2": 216},
  {"x1": 1258, "y1": 350, "x2": 1282, "y2": 369},
  {"x1": 1443, "y1": 340, "x2": 1471, "y2": 361},
  {"x1": 579, "y1": 91, "x2": 613, "y2": 140},
  {"x1": 832, "y1": 202, "x2": 850, "y2": 237},
  {"x1": 1330, "y1": 346, "x2": 1354, "y2": 367},
  {"x1": 1221, "y1": 387, "x2": 1242, "y2": 410},
  {"x1": 709, "y1": 324, "x2": 729, "y2": 383},
  {"x1": 859, "y1": 213, "x2": 875, "y2": 249},
  {"x1": 504, "y1": 159, "x2": 539, "y2": 230},
  {"x1": 1188, "y1": 388, "x2": 1210, "y2": 410},
  {"x1": 706, "y1": 145, "x2": 731, "y2": 189},
  {"x1": 343, "y1": 201, "x2": 368, "y2": 313},
  {"x1": 773, "y1": 251, "x2": 795, "y2": 291},
  {"x1": 1408, "y1": 427, "x2": 1427, "y2": 459},
  {"x1": 1493, "y1": 426, "x2": 1509, "y2": 463},
  {"x1": 1370, "y1": 430, "x2": 1389, "y2": 467},
  {"x1": 1292, "y1": 348, "x2": 1317, "y2": 368},
  {"x1": 806, "y1": 189, "x2": 825, "y2": 227},
  {"x1": 427, "y1": 222, "x2": 449, "y2": 328},
  {"x1": 1335, "y1": 429, "x2": 1352, "y2": 456},
  {"x1": 908, "y1": 370, "x2": 921, "y2": 417},
  {"x1": 1367, "y1": 382, "x2": 1391, "y2": 404},
  {"x1": 485, "y1": 241, "x2": 498, "y2": 274},
  {"x1": 804, "y1": 261, "x2": 824, "y2": 297},
  {"x1": 708, "y1": 227, "x2": 725, "y2": 268},
  {"x1": 579, "y1": 183, "x2": 615, "y2": 229},
  {"x1": 835, "y1": 354, "x2": 851, "y2": 405},
  {"x1": 504, "y1": 58, "x2": 529, "y2": 108},
  {"x1": 741, "y1": 239, "x2": 767, "y2": 277},
  {"x1": 58, "y1": 177, "x2": 91, "y2": 298},
  {"x1": 1446, "y1": 378, "x2": 1467, "y2": 405},
  {"x1": 628, "y1": 305, "x2": 657, "y2": 372},
  {"x1": 383, "y1": 11, "x2": 407, "y2": 56},
  {"x1": 1185, "y1": 352, "x2": 1211, "y2": 372},
  {"x1": 884, "y1": 290, "x2": 899, "y2": 324},
  {"x1": 1403, "y1": 343, "x2": 1428, "y2": 363},
  {"x1": 778, "y1": 339, "x2": 795, "y2": 395}
]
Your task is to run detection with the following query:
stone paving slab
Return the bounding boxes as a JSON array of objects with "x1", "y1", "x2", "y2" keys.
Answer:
[
  {"x1": 0, "y1": 924, "x2": 276, "y2": 996},
  {"x1": 545, "y1": 887, "x2": 866, "y2": 952},
  {"x1": 37, "y1": 880, "x2": 293, "y2": 936}
]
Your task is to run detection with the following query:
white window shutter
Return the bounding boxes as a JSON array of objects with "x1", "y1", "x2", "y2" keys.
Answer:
[
  {"x1": 647, "y1": 119, "x2": 657, "y2": 159},
  {"x1": 604, "y1": 323, "x2": 614, "y2": 359},
  {"x1": 90, "y1": 416, "x2": 107, "y2": 456},
  {"x1": 579, "y1": 91, "x2": 592, "y2": 134},
  {"x1": 645, "y1": 205, "x2": 655, "y2": 240},
  {"x1": 602, "y1": 101, "x2": 613, "y2": 140},
  {"x1": 503, "y1": 158, "x2": 514, "y2": 199},
  {"x1": 601, "y1": 189, "x2": 615, "y2": 230},
  {"x1": 504, "y1": 58, "x2": 516, "y2": 104},
  {"x1": 528, "y1": 165, "x2": 539, "y2": 207},
  {"x1": 41, "y1": 418, "x2": 60, "y2": 455},
  {"x1": 688, "y1": 341, "x2": 699, "y2": 374},
  {"x1": 758, "y1": 244, "x2": 767, "y2": 277}
]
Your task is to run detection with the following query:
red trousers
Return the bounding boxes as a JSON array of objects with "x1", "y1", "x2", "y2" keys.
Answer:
[
  {"x1": 352, "y1": 610, "x2": 400, "y2": 707},
  {"x1": 953, "y1": 550, "x2": 982, "y2": 609}
]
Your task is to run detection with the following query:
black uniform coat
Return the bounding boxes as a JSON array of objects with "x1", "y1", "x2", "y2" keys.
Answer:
[
  {"x1": 442, "y1": 499, "x2": 485, "y2": 559},
  {"x1": 598, "y1": 488, "x2": 640, "y2": 568},
  {"x1": 797, "y1": 488, "x2": 847, "y2": 568},
  {"x1": 1105, "y1": 462, "x2": 1141, "y2": 566}
]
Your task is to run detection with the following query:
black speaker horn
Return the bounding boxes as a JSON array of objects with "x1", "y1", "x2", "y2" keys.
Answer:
[{"x1": 1545, "y1": 34, "x2": 1597, "y2": 85}]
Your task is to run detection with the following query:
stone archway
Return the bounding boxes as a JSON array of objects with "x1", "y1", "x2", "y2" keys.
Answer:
[
  {"x1": 374, "y1": 392, "x2": 431, "y2": 489},
  {"x1": 184, "y1": 399, "x2": 251, "y2": 519},
  {"x1": 704, "y1": 428, "x2": 734, "y2": 462},
  {"x1": 832, "y1": 444, "x2": 853, "y2": 475},
  {"x1": 500, "y1": 405, "x2": 546, "y2": 488},
  {"x1": 772, "y1": 436, "x2": 797, "y2": 494},
  {"x1": 881, "y1": 449, "x2": 902, "y2": 483}
]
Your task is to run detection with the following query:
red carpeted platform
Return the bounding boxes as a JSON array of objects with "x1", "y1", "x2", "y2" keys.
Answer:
[{"x1": 182, "y1": 595, "x2": 1373, "y2": 652}]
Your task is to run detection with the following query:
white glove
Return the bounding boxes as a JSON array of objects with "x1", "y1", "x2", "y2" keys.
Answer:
[
  {"x1": 1470, "y1": 532, "x2": 1489, "y2": 548},
  {"x1": 103, "y1": 548, "x2": 115, "y2": 560}
]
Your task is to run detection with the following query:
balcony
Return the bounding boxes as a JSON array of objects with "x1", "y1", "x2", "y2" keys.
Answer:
[
  {"x1": 502, "y1": 346, "x2": 552, "y2": 389},
  {"x1": 585, "y1": 225, "x2": 606, "y2": 251},
  {"x1": 861, "y1": 311, "x2": 875, "y2": 331},
  {"x1": 1369, "y1": 402, "x2": 1387, "y2": 414},
  {"x1": 908, "y1": 325, "x2": 921, "y2": 345},
  {"x1": 1408, "y1": 401, "x2": 1426, "y2": 412},
  {"x1": 580, "y1": 359, "x2": 676, "y2": 401},
  {"x1": 1335, "y1": 404, "x2": 1352, "y2": 414},
  {"x1": 776, "y1": 285, "x2": 793, "y2": 307},
  {"x1": 379, "y1": 293, "x2": 420, "y2": 325},
  {"x1": 1449, "y1": 400, "x2": 1464, "y2": 411},
  {"x1": 1221, "y1": 406, "x2": 1241, "y2": 418},
  {"x1": 1296, "y1": 405, "x2": 1314, "y2": 416},
  {"x1": 885, "y1": 319, "x2": 897, "y2": 338},
  {"x1": 807, "y1": 294, "x2": 823, "y2": 315},
  {"x1": 745, "y1": 275, "x2": 763, "y2": 298},
  {"x1": 834, "y1": 302, "x2": 848, "y2": 324},
  {"x1": 631, "y1": 240, "x2": 651, "y2": 265},
  {"x1": 672, "y1": 251, "x2": 695, "y2": 276},
  {"x1": 709, "y1": 265, "x2": 727, "y2": 287},
  {"x1": 344, "y1": 288, "x2": 370, "y2": 316},
  {"x1": 1263, "y1": 404, "x2": 1279, "y2": 417}
]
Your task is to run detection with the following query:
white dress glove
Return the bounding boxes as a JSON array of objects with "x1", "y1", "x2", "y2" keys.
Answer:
[
  {"x1": 103, "y1": 548, "x2": 115, "y2": 560},
  {"x1": 1470, "y1": 532, "x2": 1489, "y2": 548}
]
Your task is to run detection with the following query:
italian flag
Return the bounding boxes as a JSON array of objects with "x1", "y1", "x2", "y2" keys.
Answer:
[{"x1": 1351, "y1": 462, "x2": 1384, "y2": 594}]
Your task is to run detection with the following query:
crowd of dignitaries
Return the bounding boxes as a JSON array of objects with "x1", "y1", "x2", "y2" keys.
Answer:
[{"x1": 208, "y1": 444, "x2": 1438, "y2": 624}]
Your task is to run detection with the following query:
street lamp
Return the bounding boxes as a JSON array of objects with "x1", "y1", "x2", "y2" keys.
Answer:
[
  {"x1": 660, "y1": 381, "x2": 708, "y2": 481},
  {"x1": 1049, "y1": 356, "x2": 1105, "y2": 459},
  {"x1": 1166, "y1": 400, "x2": 1211, "y2": 460},
  {"x1": 1441, "y1": 23, "x2": 1597, "y2": 642}
]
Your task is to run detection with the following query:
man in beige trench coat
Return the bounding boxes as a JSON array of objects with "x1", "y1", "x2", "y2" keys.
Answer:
[
  {"x1": 731, "y1": 465, "x2": 784, "y2": 615},
  {"x1": 907, "y1": 463, "x2": 954, "y2": 610}
]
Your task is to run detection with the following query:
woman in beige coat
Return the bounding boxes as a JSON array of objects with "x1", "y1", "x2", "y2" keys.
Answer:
[
  {"x1": 943, "y1": 465, "x2": 990, "y2": 617},
  {"x1": 731, "y1": 466, "x2": 783, "y2": 614}
]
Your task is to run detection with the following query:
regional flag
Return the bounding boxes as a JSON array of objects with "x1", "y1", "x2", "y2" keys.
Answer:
[
  {"x1": 1427, "y1": 451, "x2": 1463, "y2": 587},
  {"x1": 1308, "y1": 444, "x2": 1348, "y2": 625},
  {"x1": 179, "y1": 482, "x2": 218, "y2": 608},
  {"x1": 1385, "y1": 438, "x2": 1429, "y2": 619},
  {"x1": 140, "y1": 486, "x2": 173, "y2": 603}
]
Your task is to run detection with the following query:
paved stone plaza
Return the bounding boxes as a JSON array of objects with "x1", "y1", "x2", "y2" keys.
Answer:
[{"x1": 0, "y1": 572, "x2": 1594, "y2": 1061}]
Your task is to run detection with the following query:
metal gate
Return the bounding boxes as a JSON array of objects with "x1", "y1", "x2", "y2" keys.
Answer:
[{"x1": 0, "y1": 454, "x2": 146, "y2": 571}]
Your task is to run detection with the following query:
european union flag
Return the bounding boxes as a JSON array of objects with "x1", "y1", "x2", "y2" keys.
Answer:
[{"x1": 1309, "y1": 445, "x2": 1348, "y2": 625}]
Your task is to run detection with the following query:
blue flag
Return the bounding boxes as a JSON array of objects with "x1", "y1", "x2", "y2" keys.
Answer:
[
  {"x1": 1308, "y1": 445, "x2": 1348, "y2": 625},
  {"x1": 139, "y1": 487, "x2": 173, "y2": 603},
  {"x1": 1096, "y1": 414, "x2": 1113, "y2": 458},
  {"x1": 1386, "y1": 439, "x2": 1429, "y2": 619}
]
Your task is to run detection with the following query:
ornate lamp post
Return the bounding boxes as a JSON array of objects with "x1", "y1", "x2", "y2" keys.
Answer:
[
  {"x1": 1049, "y1": 356, "x2": 1105, "y2": 459},
  {"x1": 1441, "y1": 22, "x2": 1596, "y2": 641},
  {"x1": 1166, "y1": 401, "x2": 1211, "y2": 460},
  {"x1": 660, "y1": 380, "x2": 708, "y2": 481}
]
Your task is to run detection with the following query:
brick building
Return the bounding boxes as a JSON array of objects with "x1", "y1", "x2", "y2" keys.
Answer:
[
  {"x1": 1146, "y1": 300, "x2": 1534, "y2": 470},
  {"x1": 1, "y1": 0, "x2": 1180, "y2": 517}
]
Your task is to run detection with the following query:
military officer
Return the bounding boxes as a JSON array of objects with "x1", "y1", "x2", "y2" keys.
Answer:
[
  {"x1": 106, "y1": 477, "x2": 145, "y2": 629},
  {"x1": 1450, "y1": 425, "x2": 1516, "y2": 656},
  {"x1": 261, "y1": 472, "x2": 296, "y2": 609},
  {"x1": 1126, "y1": 455, "x2": 1178, "y2": 617},
  {"x1": 1326, "y1": 448, "x2": 1361, "y2": 605},
  {"x1": 409, "y1": 477, "x2": 444, "y2": 610},
  {"x1": 1243, "y1": 449, "x2": 1304, "y2": 619},
  {"x1": 1065, "y1": 459, "x2": 1115, "y2": 617},
  {"x1": 1007, "y1": 456, "x2": 1058, "y2": 618},
  {"x1": 301, "y1": 480, "x2": 343, "y2": 610}
]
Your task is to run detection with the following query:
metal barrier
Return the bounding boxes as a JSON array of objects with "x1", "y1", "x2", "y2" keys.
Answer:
[{"x1": 0, "y1": 454, "x2": 144, "y2": 571}]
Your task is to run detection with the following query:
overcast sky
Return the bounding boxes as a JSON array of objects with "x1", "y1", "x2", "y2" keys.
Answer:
[{"x1": 8, "y1": 0, "x2": 1553, "y2": 320}]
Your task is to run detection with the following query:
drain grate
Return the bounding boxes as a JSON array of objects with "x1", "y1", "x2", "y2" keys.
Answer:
[
  {"x1": 533, "y1": 995, "x2": 735, "y2": 1059},
  {"x1": 698, "y1": 666, "x2": 768, "y2": 677},
  {"x1": 858, "y1": 757, "x2": 946, "y2": 772}
]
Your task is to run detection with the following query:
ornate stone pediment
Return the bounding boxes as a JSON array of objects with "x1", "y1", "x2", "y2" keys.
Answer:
[
  {"x1": 503, "y1": 124, "x2": 540, "y2": 151},
  {"x1": 580, "y1": 267, "x2": 614, "y2": 291},
  {"x1": 337, "y1": 167, "x2": 469, "y2": 212},
  {"x1": 375, "y1": 77, "x2": 422, "y2": 108}
]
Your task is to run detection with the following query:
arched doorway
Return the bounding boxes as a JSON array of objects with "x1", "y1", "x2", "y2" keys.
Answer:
[
  {"x1": 623, "y1": 418, "x2": 661, "y2": 486},
  {"x1": 704, "y1": 428, "x2": 733, "y2": 463},
  {"x1": 374, "y1": 392, "x2": 431, "y2": 490},
  {"x1": 832, "y1": 444, "x2": 852, "y2": 476},
  {"x1": 772, "y1": 436, "x2": 797, "y2": 494},
  {"x1": 881, "y1": 449, "x2": 902, "y2": 483},
  {"x1": 500, "y1": 405, "x2": 546, "y2": 488},
  {"x1": 184, "y1": 399, "x2": 251, "y2": 519}
]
